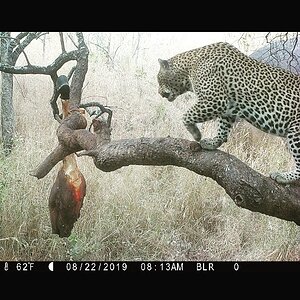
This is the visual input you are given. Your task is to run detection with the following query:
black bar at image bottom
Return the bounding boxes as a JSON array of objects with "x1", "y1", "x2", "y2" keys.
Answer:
[{"x1": 0, "y1": 261, "x2": 299, "y2": 272}]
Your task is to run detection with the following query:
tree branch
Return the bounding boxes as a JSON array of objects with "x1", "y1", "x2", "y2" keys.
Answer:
[
  {"x1": 0, "y1": 33, "x2": 89, "y2": 123},
  {"x1": 30, "y1": 110, "x2": 96, "y2": 179},
  {"x1": 82, "y1": 138, "x2": 300, "y2": 226},
  {"x1": 59, "y1": 32, "x2": 66, "y2": 53},
  {"x1": 0, "y1": 50, "x2": 78, "y2": 74},
  {"x1": 0, "y1": 32, "x2": 47, "y2": 65},
  {"x1": 69, "y1": 32, "x2": 89, "y2": 106},
  {"x1": 11, "y1": 32, "x2": 42, "y2": 63}
]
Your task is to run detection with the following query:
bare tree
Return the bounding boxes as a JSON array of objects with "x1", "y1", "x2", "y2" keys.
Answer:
[
  {"x1": 249, "y1": 32, "x2": 300, "y2": 75},
  {"x1": 0, "y1": 32, "x2": 89, "y2": 131}
]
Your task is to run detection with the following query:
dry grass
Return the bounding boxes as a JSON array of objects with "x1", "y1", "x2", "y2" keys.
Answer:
[{"x1": 1, "y1": 32, "x2": 300, "y2": 261}]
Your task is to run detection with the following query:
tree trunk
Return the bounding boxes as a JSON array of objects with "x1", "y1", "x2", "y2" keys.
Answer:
[
  {"x1": 0, "y1": 32, "x2": 15, "y2": 155},
  {"x1": 1, "y1": 68, "x2": 14, "y2": 155}
]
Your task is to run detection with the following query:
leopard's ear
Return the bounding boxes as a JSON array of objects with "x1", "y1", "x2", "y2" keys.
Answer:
[{"x1": 158, "y1": 58, "x2": 170, "y2": 70}]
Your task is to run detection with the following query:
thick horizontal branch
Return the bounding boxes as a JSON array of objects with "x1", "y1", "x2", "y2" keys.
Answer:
[{"x1": 79, "y1": 137, "x2": 300, "y2": 226}]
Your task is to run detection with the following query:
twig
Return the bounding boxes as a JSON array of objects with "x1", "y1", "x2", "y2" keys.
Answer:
[
  {"x1": 79, "y1": 101, "x2": 113, "y2": 127},
  {"x1": 59, "y1": 32, "x2": 66, "y2": 53}
]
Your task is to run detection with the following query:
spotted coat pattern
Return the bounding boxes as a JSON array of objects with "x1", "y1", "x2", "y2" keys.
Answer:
[{"x1": 157, "y1": 42, "x2": 300, "y2": 184}]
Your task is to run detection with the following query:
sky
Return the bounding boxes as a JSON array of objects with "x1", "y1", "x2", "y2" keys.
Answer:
[{"x1": 12, "y1": 32, "x2": 270, "y2": 71}]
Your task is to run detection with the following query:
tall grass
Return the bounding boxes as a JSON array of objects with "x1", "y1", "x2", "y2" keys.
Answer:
[{"x1": 0, "y1": 32, "x2": 300, "y2": 261}]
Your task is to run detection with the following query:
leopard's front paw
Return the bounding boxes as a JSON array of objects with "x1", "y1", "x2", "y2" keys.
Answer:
[
  {"x1": 270, "y1": 171, "x2": 299, "y2": 184},
  {"x1": 200, "y1": 138, "x2": 223, "y2": 150}
]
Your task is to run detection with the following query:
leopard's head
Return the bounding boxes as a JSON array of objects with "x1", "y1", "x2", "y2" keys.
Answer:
[{"x1": 157, "y1": 58, "x2": 190, "y2": 102}]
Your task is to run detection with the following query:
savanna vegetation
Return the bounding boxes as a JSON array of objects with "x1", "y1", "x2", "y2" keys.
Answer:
[{"x1": 1, "y1": 32, "x2": 300, "y2": 261}]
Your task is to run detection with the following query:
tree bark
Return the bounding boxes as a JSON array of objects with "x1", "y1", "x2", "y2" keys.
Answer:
[
  {"x1": 1, "y1": 32, "x2": 14, "y2": 155},
  {"x1": 1, "y1": 72, "x2": 14, "y2": 154},
  {"x1": 30, "y1": 114, "x2": 300, "y2": 226},
  {"x1": 69, "y1": 33, "x2": 89, "y2": 106},
  {"x1": 82, "y1": 138, "x2": 300, "y2": 226}
]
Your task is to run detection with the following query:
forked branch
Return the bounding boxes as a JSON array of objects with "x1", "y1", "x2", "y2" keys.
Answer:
[{"x1": 0, "y1": 32, "x2": 89, "y2": 121}]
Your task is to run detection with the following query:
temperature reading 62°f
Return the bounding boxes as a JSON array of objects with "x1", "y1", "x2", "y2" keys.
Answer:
[{"x1": 16, "y1": 262, "x2": 34, "y2": 271}]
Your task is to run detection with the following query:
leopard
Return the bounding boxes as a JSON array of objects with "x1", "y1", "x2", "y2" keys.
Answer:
[{"x1": 157, "y1": 41, "x2": 300, "y2": 184}]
